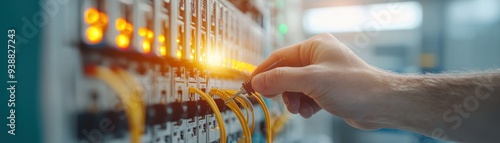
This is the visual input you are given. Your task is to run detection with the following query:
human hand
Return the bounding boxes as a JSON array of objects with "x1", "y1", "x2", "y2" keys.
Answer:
[{"x1": 251, "y1": 33, "x2": 393, "y2": 130}]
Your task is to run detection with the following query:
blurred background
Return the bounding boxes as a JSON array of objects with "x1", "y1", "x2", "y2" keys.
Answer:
[{"x1": 273, "y1": 0, "x2": 500, "y2": 142}]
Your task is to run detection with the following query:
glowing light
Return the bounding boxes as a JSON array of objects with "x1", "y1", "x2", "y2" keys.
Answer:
[
  {"x1": 303, "y1": 1, "x2": 422, "y2": 33},
  {"x1": 126, "y1": 23, "x2": 133, "y2": 32},
  {"x1": 139, "y1": 28, "x2": 147, "y2": 36},
  {"x1": 158, "y1": 35, "x2": 165, "y2": 42},
  {"x1": 278, "y1": 24, "x2": 288, "y2": 34},
  {"x1": 230, "y1": 59, "x2": 235, "y2": 69},
  {"x1": 116, "y1": 34, "x2": 129, "y2": 49},
  {"x1": 176, "y1": 38, "x2": 180, "y2": 43},
  {"x1": 142, "y1": 40, "x2": 151, "y2": 53},
  {"x1": 98, "y1": 13, "x2": 108, "y2": 25},
  {"x1": 176, "y1": 50, "x2": 183, "y2": 59},
  {"x1": 115, "y1": 18, "x2": 127, "y2": 31},
  {"x1": 147, "y1": 31, "x2": 154, "y2": 39},
  {"x1": 86, "y1": 26, "x2": 102, "y2": 44},
  {"x1": 189, "y1": 49, "x2": 195, "y2": 60},
  {"x1": 85, "y1": 8, "x2": 99, "y2": 24},
  {"x1": 160, "y1": 46, "x2": 167, "y2": 56},
  {"x1": 222, "y1": 58, "x2": 227, "y2": 68},
  {"x1": 207, "y1": 52, "x2": 222, "y2": 66}
]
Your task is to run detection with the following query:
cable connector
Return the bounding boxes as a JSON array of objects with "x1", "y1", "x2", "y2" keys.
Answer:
[
  {"x1": 225, "y1": 57, "x2": 285, "y2": 104},
  {"x1": 242, "y1": 79, "x2": 255, "y2": 96}
]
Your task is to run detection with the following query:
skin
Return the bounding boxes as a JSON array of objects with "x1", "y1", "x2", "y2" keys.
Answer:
[{"x1": 250, "y1": 33, "x2": 500, "y2": 142}]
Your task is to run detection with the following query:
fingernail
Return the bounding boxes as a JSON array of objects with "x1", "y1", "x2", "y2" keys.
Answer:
[{"x1": 300, "y1": 107, "x2": 312, "y2": 118}]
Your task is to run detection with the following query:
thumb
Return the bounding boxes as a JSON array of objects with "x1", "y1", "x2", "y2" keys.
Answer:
[{"x1": 251, "y1": 67, "x2": 310, "y2": 97}]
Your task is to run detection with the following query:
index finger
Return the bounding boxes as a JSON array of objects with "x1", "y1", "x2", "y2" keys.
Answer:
[{"x1": 251, "y1": 42, "x2": 311, "y2": 77}]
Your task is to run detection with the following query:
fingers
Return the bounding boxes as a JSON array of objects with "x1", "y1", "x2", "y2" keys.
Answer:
[
  {"x1": 251, "y1": 42, "x2": 312, "y2": 77},
  {"x1": 251, "y1": 67, "x2": 309, "y2": 97},
  {"x1": 299, "y1": 95, "x2": 314, "y2": 118},
  {"x1": 282, "y1": 92, "x2": 301, "y2": 114},
  {"x1": 251, "y1": 33, "x2": 337, "y2": 77},
  {"x1": 282, "y1": 92, "x2": 322, "y2": 118},
  {"x1": 298, "y1": 95, "x2": 322, "y2": 118}
]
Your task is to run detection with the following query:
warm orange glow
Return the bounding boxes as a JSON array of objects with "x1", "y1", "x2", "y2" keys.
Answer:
[
  {"x1": 222, "y1": 58, "x2": 227, "y2": 68},
  {"x1": 158, "y1": 35, "x2": 165, "y2": 42},
  {"x1": 86, "y1": 26, "x2": 102, "y2": 44},
  {"x1": 176, "y1": 38, "x2": 180, "y2": 43},
  {"x1": 98, "y1": 13, "x2": 108, "y2": 25},
  {"x1": 142, "y1": 40, "x2": 151, "y2": 53},
  {"x1": 126, "y1": 23, "x2": 133, "y2": 32},
  {"x1": 85, "y1": 8, "x2": 99, "y2": 24},
  {"x1": 176, "y1": 50, "x2": 183, "y2": 59},
  {"x1": 116, "y1": 18, "x2": 127, "y2": 31},
  {"x1": 139, "y1": 28, "x2": 147, "y2": 36},
  {"x1": 147, "y1": 31, "x2": 154, "y2": 39},
  {"x1": 160, "y1": 46, "x2": 167, "y2": 56},
  {"x1": 190, "y1": 49, "x2": 195, "y2": 60},
  {"x1": 116, "y1": 34, "x2": 129, "y2": 49},
  {"x1": 207, "y1": 52, "x2": 222, "y2": 66}
]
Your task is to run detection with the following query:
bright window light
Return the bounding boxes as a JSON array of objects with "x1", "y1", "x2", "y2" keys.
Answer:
[{"x1": 303, "y1": 1, "x2": 423, "y2": 33}]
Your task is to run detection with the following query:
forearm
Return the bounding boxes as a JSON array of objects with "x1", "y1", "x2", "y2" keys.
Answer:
[{"x1": 375, "y1": 71, "x2": 500, "y2": 142}]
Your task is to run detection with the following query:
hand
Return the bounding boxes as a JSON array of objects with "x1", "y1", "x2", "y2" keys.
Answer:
[{"x1": 251, "y1": 33, "x2": 392, "y2": 130}]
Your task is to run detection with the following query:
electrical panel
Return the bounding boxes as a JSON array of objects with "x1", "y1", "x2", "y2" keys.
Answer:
[{"x1": 39, "y1": 0, "x2": 290, "y2": 143}]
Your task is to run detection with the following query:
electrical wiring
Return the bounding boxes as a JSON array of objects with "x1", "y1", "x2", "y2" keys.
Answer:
[
  {"x1": 214, "y1": 89, "x2": 252, "y2": 143},
  {"x1": 251, "y1": 93, "x2": 272, "y2": 143},
  {"x1": 235, "y1": 95, "x2": 255, "y2": 132},
  {"x1": 114, "y1": 68, "x2": 146, "y2": 143},
  {"x1": 189, "y1": 87, "x2": 227, "y2": 143},
  {"x1": 92, "y1": 66, "x2": 145, "y2": 143},
  {"x1": 223, "y1": 90, "x2": 255, "y2": 132},
  {"x1": 211, "y1": 89, "x2": 252, "y2": 143}
]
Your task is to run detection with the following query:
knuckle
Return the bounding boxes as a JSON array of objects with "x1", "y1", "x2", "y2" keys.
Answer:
[
  {"x1": 316, "y1": 33, "x2": 332, "y2": 38},
  {"x1": 270, "y1": 68, "x2": 285, "y2": 85}
]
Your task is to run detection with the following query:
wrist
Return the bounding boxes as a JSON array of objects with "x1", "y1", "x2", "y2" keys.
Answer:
[{"x1": 369, "y1": 73, "x2": 444, "y2": 132}]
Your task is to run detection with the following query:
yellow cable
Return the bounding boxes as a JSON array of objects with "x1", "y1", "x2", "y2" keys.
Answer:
[
  {"x1": 223, "y1": 90, "x2": 253, "y2": 132},
  {"x1": 114, "y1": 69, "x2": 146, "y2": 143},
  {"x1": 93, "y1": 66, "x2": 144, "y2": 143},
  {"x1": 189, "y1": 87, "x2": 227, "y2": 143},
  {"x1": 227, "y1": 100, "x2": 251, "y2": 143},
  {"x1": 211, "y1": 89, "x2": 252, "y2": 143},
  {"x1": 224, "y1": 90, "x2": 255, "y2": 132},
  {"x1": 251, "y1": 93, "x2": 272, "y2": 143},
  {"x1": 235, "y1": 95, "x2": 255, "y2": 132}
]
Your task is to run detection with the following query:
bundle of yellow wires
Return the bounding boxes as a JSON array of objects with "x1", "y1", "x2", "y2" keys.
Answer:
[
  {"x1": 211, "y1": 89, "x2": 252, "y2": 143},
  {"x1": 188, "y1": 87, "x2": 227, "y2": 143},
  {"x1": 223, "y1": 90, "x2": 255, "y2": 132},
  {"x1": 215, "y1": 89, "x2": 273, "y2": 143},
  {"x1": 251, "y1": 92, "x2": 273, "y2": 143},
  {"x1": 91, "y1": 66, "x2": 145, "y2": 143}
]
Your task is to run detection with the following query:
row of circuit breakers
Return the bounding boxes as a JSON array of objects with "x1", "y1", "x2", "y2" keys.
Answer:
[{"x1": 75, "y1": 0, "x2": 287, "y2": 143}]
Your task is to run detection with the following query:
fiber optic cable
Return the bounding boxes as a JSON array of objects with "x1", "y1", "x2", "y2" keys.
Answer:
[
  {"x1": 189, "y1": 87, "x2": 227, "y2": 143},
  {"x1": 251, "y1": 93, "x2": 272, "y2": 143},
  {"x1": 223, "y1": 90, "x2": 255, "y2": 132},
  {"x1": 211, "y1": 89, "x2": 252, "y2": 143},
  {"x1": 114, "y1": 69, "x2": 146, "y2": 143},
  {"x1": 92, "y1": 66, "x2": 144, "y2": 143},
  {"x1": 235, "y1": 94, "x2": 255, "y2": 132}
]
